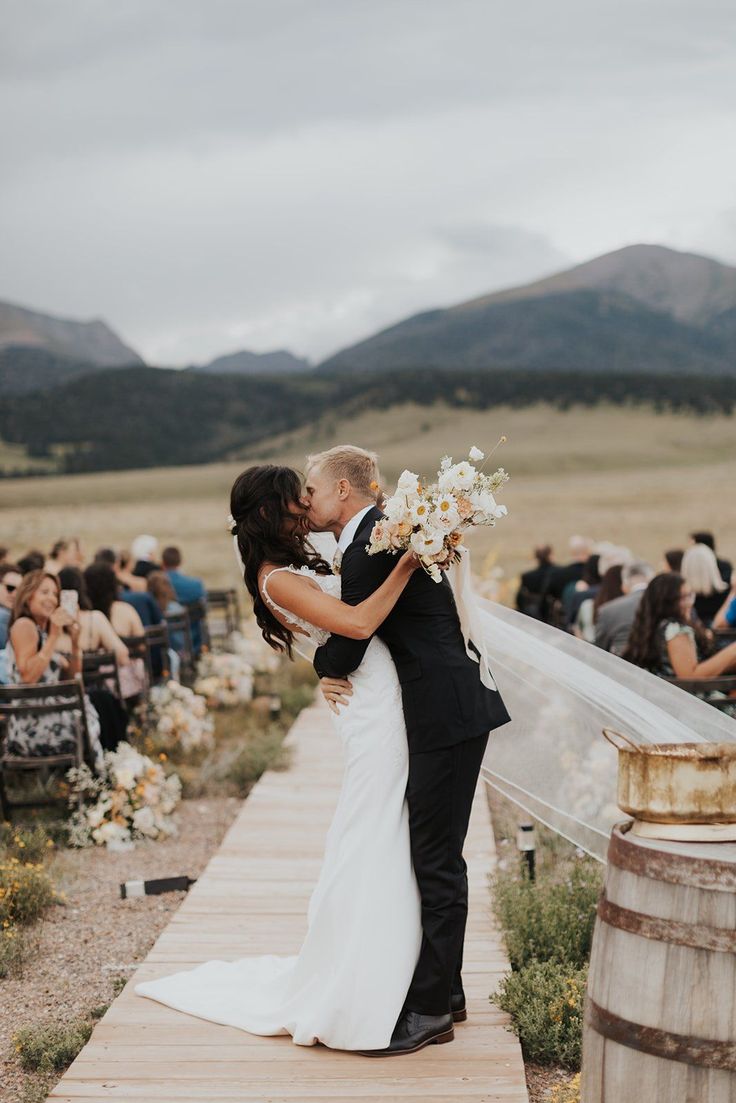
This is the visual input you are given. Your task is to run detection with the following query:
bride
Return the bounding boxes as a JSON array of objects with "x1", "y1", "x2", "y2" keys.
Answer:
[{"x1": 136, "y1": 463, "x2": 426, "y2": 1051}]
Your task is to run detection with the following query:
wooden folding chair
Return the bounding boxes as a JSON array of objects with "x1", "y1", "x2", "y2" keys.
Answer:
[
  {"x1": 665, "y1": 675, "x2": 736, "y2": 712},
  {"x1": 206, "y1": 588, "x2": 240, "y2": 643},
  {"x1": 164, "y1": 609, "x2": 195, "y2": 684},
  {"x1": 0, "y1": 679, "x2": 90, "y2": 820},
  {"x1": 82, "y1": 650, "x2": 123, "y2": 700},
  {"x1": 144, "y1": 623, "x2": 171, "y2": 684}
]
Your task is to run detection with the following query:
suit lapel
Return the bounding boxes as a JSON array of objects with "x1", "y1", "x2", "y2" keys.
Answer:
[{"x1": 350, "y1": 505, "x2": 383, "y2": 550}]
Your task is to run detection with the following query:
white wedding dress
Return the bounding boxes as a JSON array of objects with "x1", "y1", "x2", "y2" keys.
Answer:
[{"x1": 135, "y1": 565, "x2": 422, "y2": 1050}]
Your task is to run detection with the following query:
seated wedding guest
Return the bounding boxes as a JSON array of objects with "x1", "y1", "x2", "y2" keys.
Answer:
[
  {"x1": 575, "y1": 562, "x2": 621, "y2": 643},
  {"x1": 713, "y1": 580, "x2": 736, "y2": 630},
  {"x1": 162, "y1": 546, "x2": 206, "y2": 652},
  {"x1": 147, "y1": 571, "x2": 184, "y2": 677},
  {"x1": 17, "y1": 550, "x2": 46, "y2": 574},
  {"x1": 681, "y1": 543, "x2": 728, "y2": 627},
  {"x1": 0, "y1": 562, "x2": 22, "y2": 649},
  {"x1": 662, "y1": 548, "x2": 684, "y2": 573},
  {"x1": 623, "y1": 573, "x2": 736, "y2": 712},
  {"x1": 83, "y1": 563, "x2": 148, "y2": 700},
  {"x1": 567, "y1": 554, "x2": 601, "y2": 633},
  {"x1": 96, "y1": 546, "x2": 147, "y2": 594},
  {"x1": 4, "y1": 570, "x2": 105, "y2": 769},
  {"x1": 131, "y1": 535, "x2": 161, "y2": 579},
  {"x1": 515, "y1": 544, "x2": 555, "y2": 618},
  {"x1": 45, "y1": 538, "x2": 82, "y2": 576},
  {"x1": 690, "y1": 531, "x2": 732, "y2": 585},
  {"x1": 594, "y1": 560, "x2": 653, "y2": 656},
  {"x1": 539, "y1": 535, "x2": 593, "y2": 624},
  {"x1": 57, "y1": 567, "x2": 130, "y2": 748}
]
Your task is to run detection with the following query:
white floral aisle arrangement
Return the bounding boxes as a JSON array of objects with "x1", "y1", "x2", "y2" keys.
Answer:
[
  {"x1": 148, "y1": 680, "x2": 215, "y2": 753},
  {"x1": 368, "y1": 443, "x2": 510, "y2": 581},
  {"x1": 194, "y1": 647, "x2": 255, "y2": 708},
  {"x1": 66, "y1": 742, "x2": 182, "y2": 851}
]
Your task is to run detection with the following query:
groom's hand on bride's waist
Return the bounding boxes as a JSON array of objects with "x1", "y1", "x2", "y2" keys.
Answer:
[{"x1": 320, "y1": 676, "x2": 353, "y2": 714}]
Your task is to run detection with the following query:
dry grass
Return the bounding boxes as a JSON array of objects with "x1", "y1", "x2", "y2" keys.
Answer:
[{"x1": 1, "y1": 403, "x2": 734, "y2": 593}]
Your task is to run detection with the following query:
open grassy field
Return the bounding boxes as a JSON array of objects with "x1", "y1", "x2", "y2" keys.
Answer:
[{"x1": 1, "y1": 403, "x2": 734, "y2": 599}]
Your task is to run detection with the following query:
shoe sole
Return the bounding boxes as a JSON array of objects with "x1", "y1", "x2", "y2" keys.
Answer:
[
  {"x1": 452, "y1": 1008, "x2": 468, "y2": 1023},
  {"x1": 360, "y1": 1028, "x2": 455, "y2": 1057}
]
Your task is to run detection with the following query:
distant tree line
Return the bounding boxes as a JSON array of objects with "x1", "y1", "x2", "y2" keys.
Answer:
[{"x1": 0, "y1": 364, "x2": 733, "y2": 478}]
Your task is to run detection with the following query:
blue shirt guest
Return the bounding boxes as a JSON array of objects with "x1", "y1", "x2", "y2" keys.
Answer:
[
  {"x1": 714, "y1": 582, "x2": 736, "y2": 630},
  {"x1": 162, "y1": 546, "x2": 206, "y2": 653}
]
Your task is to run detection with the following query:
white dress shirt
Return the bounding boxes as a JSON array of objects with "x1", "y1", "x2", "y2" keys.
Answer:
[{"x1": 337, "y1": 505, "x2": 375, "y2": 555}]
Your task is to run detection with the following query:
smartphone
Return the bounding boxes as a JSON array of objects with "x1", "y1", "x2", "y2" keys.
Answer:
[{"x1": 60, "y1": 589, "x2": 79, "y2": 615}]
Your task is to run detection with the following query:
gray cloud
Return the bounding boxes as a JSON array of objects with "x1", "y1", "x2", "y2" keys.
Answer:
[{"x1": 1, "y1": 0, "x2": 735, "y2": 363}]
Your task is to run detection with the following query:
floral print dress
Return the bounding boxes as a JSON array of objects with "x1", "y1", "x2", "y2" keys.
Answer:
[
  {"x1": 4, "y1": 624, "x2": 105, "y2": 770},
  {"x1": 654, "y1": 618, "x2": 736, "y2": 717}
]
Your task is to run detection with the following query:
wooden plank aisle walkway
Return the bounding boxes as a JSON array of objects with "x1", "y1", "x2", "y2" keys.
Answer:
[{"x1": 50, "y1": 699, "x2": 529, "y2": 1103}]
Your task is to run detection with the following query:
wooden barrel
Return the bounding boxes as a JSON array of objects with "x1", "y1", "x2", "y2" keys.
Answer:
[{"x1": 582, "y1": 824, "x2": 736, "y2": 1103}]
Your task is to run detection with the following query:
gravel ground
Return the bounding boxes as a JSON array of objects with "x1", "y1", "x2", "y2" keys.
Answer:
[
  {"x1": 526, "y1": 1062, "x2": 576, "y2": 1101},
  {"x1": 1, "y1": 796, "x2": 241, "y2": 1103}
]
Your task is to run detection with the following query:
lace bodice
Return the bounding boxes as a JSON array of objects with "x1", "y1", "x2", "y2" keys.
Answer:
[{"x1": 260, "y1": 564, "x2": 341, "y2": 647}]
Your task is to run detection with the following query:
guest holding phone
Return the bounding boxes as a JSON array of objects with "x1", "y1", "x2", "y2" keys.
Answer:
[{"x1": 5, "y1": 570, "x2": 105, "y2": 769}]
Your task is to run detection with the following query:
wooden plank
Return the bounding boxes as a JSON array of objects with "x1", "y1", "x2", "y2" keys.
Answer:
[{"x1": 49, "y1": 698, "x2": 528, "y2": 1102}]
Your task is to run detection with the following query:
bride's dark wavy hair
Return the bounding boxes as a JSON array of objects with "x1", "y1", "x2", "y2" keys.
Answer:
[{"x1": 230, "y1": 465, "x2": 330, "y2": 657}]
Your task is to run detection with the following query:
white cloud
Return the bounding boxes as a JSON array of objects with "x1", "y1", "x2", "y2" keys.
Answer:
[{"x1": 1, "y1": 0, "x2": 735, "y2": 363}]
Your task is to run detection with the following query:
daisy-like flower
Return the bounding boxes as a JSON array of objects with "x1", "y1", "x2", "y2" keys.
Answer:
[
  {"x1": 430, "y1": 492, "x2": 461, "y2": 530},
  {"x1": 410, "y1": 499, "x2": 432, "y2": 524}
]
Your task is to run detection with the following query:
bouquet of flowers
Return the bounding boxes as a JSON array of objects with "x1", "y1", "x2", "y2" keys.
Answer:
[
  {"x1": 368, "y1": 444, "x2": 509, "y2": 581},
  {"x1": 66, "y1": 742, "x2": 182, "y2": 850},
  {"x1": 194, "y1": 648, "x2": 255, "y2": 708},
  {"x1": 148, "y1": 680, "x2": 215, "y2": 753}
]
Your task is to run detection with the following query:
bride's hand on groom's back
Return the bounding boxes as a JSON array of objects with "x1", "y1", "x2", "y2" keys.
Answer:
[{"x1": 320, "y1": 676, "x2": 353, "y2": 714}]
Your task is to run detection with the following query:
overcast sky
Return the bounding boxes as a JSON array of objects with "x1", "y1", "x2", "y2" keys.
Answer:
[{"x1": 2, "y1": 0, "x2": 735, "y2": 365}]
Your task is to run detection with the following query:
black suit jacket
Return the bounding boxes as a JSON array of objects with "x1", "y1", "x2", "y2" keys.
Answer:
[{"x1": 313, "y1": 507, "x2": 510, "y2": 753}]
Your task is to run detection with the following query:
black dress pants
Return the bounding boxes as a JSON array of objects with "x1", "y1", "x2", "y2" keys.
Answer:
[{"x1": 403, "y1": 730, "x2": 490, "y2": 1016}]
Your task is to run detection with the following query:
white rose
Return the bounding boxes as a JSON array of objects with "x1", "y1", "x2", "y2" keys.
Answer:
[
  {"x1": 468, "y1": 445, "x2": 485, "y2": 462},
  {"x1": 438, "y1": 461, "x2": 476, "y2": 492},
  {"x1": 397, "y1": 470, "x2": 420, "y2": 496}
]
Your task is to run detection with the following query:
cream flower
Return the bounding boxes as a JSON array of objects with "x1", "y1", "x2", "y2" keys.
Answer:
[
  {"x1": 439, "y1": 461, "x2": 476, "y2": 492},
  {"x1": 397, "y1": 469, "x2": 420, "y2": 497},
  {"x1": 410, "y1": 528, "x2": 446, "y2": 557},
  {"x1": 468, "y1": 445, "x2": 485, "y2": 462}
]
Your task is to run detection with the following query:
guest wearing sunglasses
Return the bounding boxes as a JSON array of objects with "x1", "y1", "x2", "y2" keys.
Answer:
[{"x1": 0, "y1": 562, "x2": 23, "y2": 648}]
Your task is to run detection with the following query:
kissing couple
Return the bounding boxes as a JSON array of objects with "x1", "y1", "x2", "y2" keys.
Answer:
[{"x1": 136, "y1": 444, "x2": 511, "y2": 1056}]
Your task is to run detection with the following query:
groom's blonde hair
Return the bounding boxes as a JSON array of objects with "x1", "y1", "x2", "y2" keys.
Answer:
[{"x1": 306, "y1": 445, "x2": 381, "y2": 501}]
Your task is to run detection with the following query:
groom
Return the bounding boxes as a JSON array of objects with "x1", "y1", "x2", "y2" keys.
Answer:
[{"x1": 304, "y1": 444, "x2": 510, "y2": 1056}]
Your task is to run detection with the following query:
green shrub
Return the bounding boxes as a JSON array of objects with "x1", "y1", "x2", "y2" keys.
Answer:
[
  {"x1": 493, "y1": 861, "x2": 601, "y2": 971},
  {"x1": 548, "y1": 1074, "x2": 581, "y2": 1103},
  {"x1": 222, "y1": 728, "x2": 290, "y2": 794},
  {"x1": 493, "y1": 960, "x2": 587, "y2": 1069},
  {"x1": 0, "y1": 857, "x2": 58, "y2": 925},
  {"x1": 0, "y1": 923, "x2": 25, "y2": 977},
  {"x1": 0, "y1": 823, "x2": 56, "y2": 864},
  {"x1": 14, "y1": 1018, "x2": 93, "y2": 1072}
]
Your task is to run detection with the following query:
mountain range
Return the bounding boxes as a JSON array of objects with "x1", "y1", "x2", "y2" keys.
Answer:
[
  {"x1": 2, "y1": 242, "x2": 736, "y2": 476},
  {"x1": 319, "y1": 245, "x2": 736, "y2": 375}
]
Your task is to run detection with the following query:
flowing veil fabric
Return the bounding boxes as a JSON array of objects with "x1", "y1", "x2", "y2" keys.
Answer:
[{"x1": 453, "y1": 558, "x2": 736, "y2": 861}]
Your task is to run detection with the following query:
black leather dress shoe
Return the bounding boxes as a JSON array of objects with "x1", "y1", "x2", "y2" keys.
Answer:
[
  {"x1": 359, "y1": 1011, "x2": 454, "y2": 1057},
  {"x1": 451, "y1": 993, "x2": 468, "y2": 1023}
]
